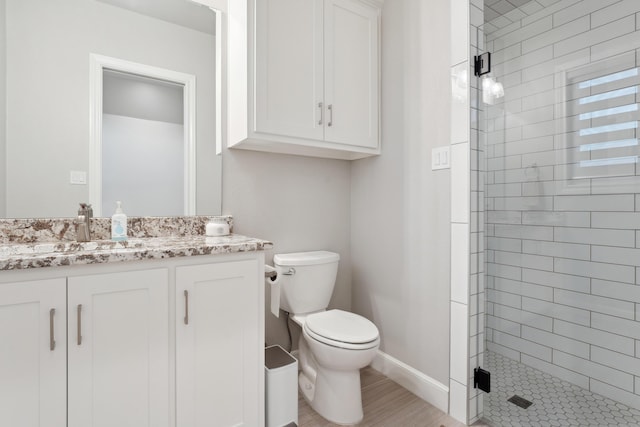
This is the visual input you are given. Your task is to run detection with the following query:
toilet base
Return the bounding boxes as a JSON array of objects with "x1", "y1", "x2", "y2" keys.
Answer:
[{"x1": 299, "y1": 365, "x2": 364, "y2": 425}]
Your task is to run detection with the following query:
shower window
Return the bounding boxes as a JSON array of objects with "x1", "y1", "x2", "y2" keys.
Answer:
[{"x1": 558, "y1": 56, "x2": 639, "y2": 185}]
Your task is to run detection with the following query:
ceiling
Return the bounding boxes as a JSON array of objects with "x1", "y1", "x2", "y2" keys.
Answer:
[
  {"x1": 484, "y1": 0, "x2": 562, "y2": 33},
  {"x1": 97, "y1": 0, "x2": 215, "y2": 35}
]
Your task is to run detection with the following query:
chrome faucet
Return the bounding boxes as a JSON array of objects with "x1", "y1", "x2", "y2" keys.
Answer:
[{"x1": 76, "y1": 203, "x2": 93, "y2": 242}]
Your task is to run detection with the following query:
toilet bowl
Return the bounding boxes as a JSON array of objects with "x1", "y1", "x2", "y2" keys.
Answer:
[{"x1": 274, "y1": 251, "x2": 380, "y2": 425}]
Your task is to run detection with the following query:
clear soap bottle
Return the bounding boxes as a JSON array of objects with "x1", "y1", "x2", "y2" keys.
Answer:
[{"x1": 111, "y1": 201, "x2": 128, "y2": 241}]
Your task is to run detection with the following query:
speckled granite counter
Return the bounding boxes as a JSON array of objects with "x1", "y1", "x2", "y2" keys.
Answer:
[{"x1": 0, "y1": 216, "x2": 273, "y2": 271}]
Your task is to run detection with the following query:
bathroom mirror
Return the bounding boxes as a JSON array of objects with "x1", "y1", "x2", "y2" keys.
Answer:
[{"x1": 0, "y1": 0, "x2": 223, "y2": 218}]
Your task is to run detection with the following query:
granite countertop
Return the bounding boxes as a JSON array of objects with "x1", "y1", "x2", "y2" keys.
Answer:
[{"x1": 0, "y1": 216, "x2": 272, "y2": 271}]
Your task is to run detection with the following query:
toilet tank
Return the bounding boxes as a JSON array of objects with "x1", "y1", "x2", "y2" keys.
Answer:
[{"x1": 274, "y1": 251, "x2": 340, "y2": 315}]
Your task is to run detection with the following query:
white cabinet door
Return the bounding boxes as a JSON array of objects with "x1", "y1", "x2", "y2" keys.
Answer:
[
  {"x1": 67, "y1": 269, "x2": 170, "y2": 427},
  {"x1": 324, "y1": 0, "x2": 380, "y2": 149},
  {"x1": 0, "y1": 279, "x2": 66, "y2": 427},
  {"x1": 255, "y1": 0, "x2": 324, "y2": 140},
  {"x1": 176, "y1": 259, "x2": 263, "y2": 427}
]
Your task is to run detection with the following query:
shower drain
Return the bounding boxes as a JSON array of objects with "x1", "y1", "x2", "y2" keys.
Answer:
[{"x1": 508, "y1": 395, "x2": 533, "y2": 409}]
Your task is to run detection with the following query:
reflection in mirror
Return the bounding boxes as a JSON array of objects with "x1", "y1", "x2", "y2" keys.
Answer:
[
  {"x1": 0, "y1": 0, "x2": 222, "y2": 218},
  {"x1": 102, "y1": 70, "x2": 188, "y2": 217}
]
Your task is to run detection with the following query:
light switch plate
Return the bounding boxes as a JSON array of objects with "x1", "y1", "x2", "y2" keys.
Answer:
[
  {"x1": 70, "y1": 170, "x2": 87, "y2": 185},
  {"x1": 432, "y1": 146, "x2": 451, "y2": 170}
]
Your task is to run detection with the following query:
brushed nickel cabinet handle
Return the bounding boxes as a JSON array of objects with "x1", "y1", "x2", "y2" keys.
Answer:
[
  {"x1": 318, "y1": 102, "x2": 323, "y2": 125},
  {"x1": 49, "y1": 308, "x2": 56, "y2": 351},
  {"x1": 328, "y1": 104, "x2": 333, "y2": 127},
  {"x1": 184, "y1": 290, "x2": 189, "y2": 325},
  {"x1": 77, "y1": 304, "x2": 83, "y2": 345}
]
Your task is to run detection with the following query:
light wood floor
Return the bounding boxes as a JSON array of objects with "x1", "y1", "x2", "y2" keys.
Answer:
[{"x1": 298, "y1": 367, "x2": 476, "y2": 427}]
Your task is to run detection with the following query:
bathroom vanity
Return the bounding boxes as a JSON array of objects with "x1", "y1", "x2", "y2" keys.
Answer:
[{"x1": 0, "y1": 217, "x2": 271, "y2": 427}]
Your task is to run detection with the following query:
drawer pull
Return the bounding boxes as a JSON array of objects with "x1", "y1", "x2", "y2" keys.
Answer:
[
  {"x1": 49, "y1": 308, "x2": 56, "y2": 351},
  {"x1": 184, "y1": 290, "x2": 189, "y2": 325},
  {"x1": 77, "y1": 304, "x2": 83, "y2": 345}
]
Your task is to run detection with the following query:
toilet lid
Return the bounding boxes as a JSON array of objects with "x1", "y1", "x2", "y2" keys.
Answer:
[{"x1": 305, "y1": 309, "x2": 379, "y2": 344}]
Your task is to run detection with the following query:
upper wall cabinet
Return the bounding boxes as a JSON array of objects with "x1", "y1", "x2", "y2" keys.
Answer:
[{"x1": 228, "y1": 0, "x2": 382, "y2": 160}]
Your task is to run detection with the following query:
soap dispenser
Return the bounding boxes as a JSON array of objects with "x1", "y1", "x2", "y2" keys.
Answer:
[{"x1": 111, "y1": 201, "x2": 128, "y2": 241}]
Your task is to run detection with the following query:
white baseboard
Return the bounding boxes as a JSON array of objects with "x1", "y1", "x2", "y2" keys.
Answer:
[{"x1": 370, "y1": 350, "x2": 449, "y2": 414}]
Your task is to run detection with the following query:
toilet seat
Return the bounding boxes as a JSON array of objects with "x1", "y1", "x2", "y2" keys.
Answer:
[{"x1": 304, "y1": 309, "x2": 379, "y2": 350}]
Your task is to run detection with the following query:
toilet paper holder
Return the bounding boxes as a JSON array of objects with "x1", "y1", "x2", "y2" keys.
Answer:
[{"x1": 264, "y1": 267, "x2": 296, "y2": 279}]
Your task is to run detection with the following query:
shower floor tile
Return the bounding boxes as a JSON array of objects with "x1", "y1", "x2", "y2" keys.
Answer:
[{"x1": 482, "y1": 351, "x2": 640, "y2": 427}]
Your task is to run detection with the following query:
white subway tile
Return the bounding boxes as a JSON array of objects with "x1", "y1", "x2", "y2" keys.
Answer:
[
  {"x1": 522, "y1": 326, "x2": 589, "y2": 358},
  {"x1": 494, "y1": 250, "x2": 554, "y2": 271},
  {"x1": 451, "y1": 142, "x2": 470, "y2": 222},
  {"x1": 591, "y1": 346, "x2": 640, "y2": 377},
  {"x1": 493, "y1": 330, "x2": 552, "y2": 361},
  {"x1": 488, "y1": 210, "x2": 522, "y2": 224},
  {"x1": 494, "y1": 276, "x2": 554, "y2": 301},
  {"x1": 522, "y1": 268, "x2": 590, "y2": 293},
  {"x1": 521, "y1": 354, "x2": 589, "y2": 389},
  {"x1": 592, "y1": 176, "x2": 640, "y2": 196},
  {"x1": 554, "y1": 227, "x2": 636, "y2": 248},
  {"x1": 553, "y1": 0, "x2": 610, "y2": 27},
  {"x1": 554, "y1": 258, "x2": 636, "y2": 284},
  {"x1": 554, "y1": 195, "x2": 635, "y2": 212},
  {"x1": 554, "y1": 288, "x2": 635, "y2": 320},
  {"x1": 523, "y1": 240, "x2": 590, "y2": 260},
  {"x1": 556, "y1": 15, "x2": 635, "y2": 58},
  {"x1": 450, "y1": 0, "x2": 469, "y2": 66},
  {"x1": 487, "y1": 314, "x2": 521, "y2": 336},
  {"x1": 450, "y1": 302, "x2": 469, "y2": 385},
  {"x1": 490, "y1": 15, "x2": 552, "y2": 46},
  {"x1": 592, "y1": 279, "x2": 640, "y2": 304},
  {"x1": 590, "y1": 379, "x2": 640, "y2": 409},
  {"x1": 553, "y1": 350, "x2": 634, "y2": 392},
  {"x1": 494, "y1": 224, "x2": 553, "y2": 240},
  {"x1": 523, "y1": 48, "x2": 590, "y2": 83},
  {"x1": 495, "y1": 196, "x2": 553, "y2": 211},
  {"x1": 555, "y1": 319, "x2": 635, "y2": 356},
  {"x1": 521, "y1": 181, "x2": 556, "y2": 197},
  {"x1": 488, "y1": 288, "x2": 522, "y2": 308},
  {"x1": 591, "y1": 30, "x2": 640, "y2": 62},
  {"x1": 488, "y1": 236, "x2": 522, "y2": 252},
  {"x1": 592, "y1": 1, "x2": 640, "y2": 28},
  {"x1": 470, "y1": 3, "x2": 483, "y2": 28},
  {"x1": 522, "y1": 16, "x2": 589, "y2": 54},
  {"x1": 451, "y1": 64, "x2": 470, "y2": 145},
  {"x1": 593, "y1": 213, "x2": 640, "y2": 230},
  {"x1": 449, "y1": 379, "x2": 468, "y2": 424},
  {"x1": 521, "y1": 211, "x2": 590, "y2": 227},
  {"x1": 592, "y1": 246, "x2": 640, "y2": 267},
  {"x1": 522, "y1": 0, "x2": 581, "y2": 27},
  {"x1": 487, "y1": 341, "x2": 522, "y2": 362},
  {"x1": 494, "y1": 303, "x2": 554, "y2": 331},
  {"x1": 523, "y1": 297, "x2": 591, "y2": 326},
  {"x1": 451, "y1": 223, "x2": 470, "y2": 304},
  {"x1": 592, "y1": 313, "x2": 640, "y2": 341}
]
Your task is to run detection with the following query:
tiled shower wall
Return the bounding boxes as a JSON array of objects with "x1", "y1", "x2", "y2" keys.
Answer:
[{"x1": 484, "y1": 0, "x2": 640, "y2": 410}]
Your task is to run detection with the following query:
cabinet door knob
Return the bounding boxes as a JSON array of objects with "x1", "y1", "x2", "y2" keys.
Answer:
[
  {"x1": 328, "y1": 104, "x2": 333, "y2": 127},
  {"x1": 318, "y1": 102, "x2": 323, "y2": 125},
  {"x1": 77, "y1": 304, "x2": 83, "y2": 346},
  {"x1": 49, "y1": 308, "x2": 56, "y2": 351},
  {"x1": 184, "y1": 290, "x2": 189, "y2": 325}
]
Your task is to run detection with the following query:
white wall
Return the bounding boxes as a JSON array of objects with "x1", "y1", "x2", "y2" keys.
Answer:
[
  {"x1": 222, "y1": 149, "x2": 351, "y2": 348},
  {"x1": 351, "y1": 0, "x2": 452, "y2": 386},
  {"x1": 4, "y1": 0, "x2": 219, "y2": 218},
  {"x1": 0, "y1": 0, "x2": 6, "y2": 217},
  {"x1": 102, "y1": 114, "x2": 184, "y2": 217}
]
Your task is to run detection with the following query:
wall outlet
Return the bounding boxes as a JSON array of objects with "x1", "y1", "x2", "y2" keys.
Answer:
[
  {"x1": 70, "y1": 170, "x2": 87, "y2": 185},
  {"x1": 432, "y1": 146, "x2": 450, "y2": 170}
]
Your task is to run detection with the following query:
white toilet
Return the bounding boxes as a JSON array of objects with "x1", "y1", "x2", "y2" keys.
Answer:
[{"x1": 274, "y1": 251, "x2": 380, "y2": 425}]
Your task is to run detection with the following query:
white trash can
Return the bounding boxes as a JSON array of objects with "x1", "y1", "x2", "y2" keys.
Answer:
[{"x1": 265, "y1": 345, "x2": 298, "y2": 427}]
